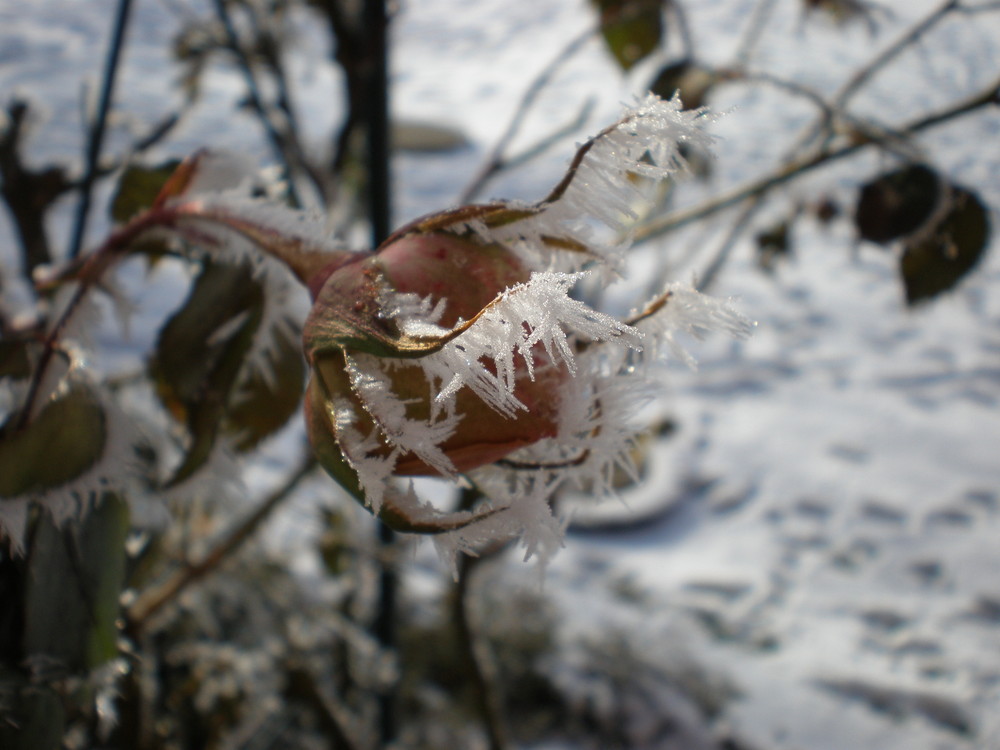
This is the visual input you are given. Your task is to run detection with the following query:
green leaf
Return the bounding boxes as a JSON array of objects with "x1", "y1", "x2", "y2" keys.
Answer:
[
  {"x1": 226, "y1": 317, "x2": 306, "y2": 452},
  {"x1": 23, "y1": 493, "x2": 130, "y2": 672},
  {"x1": 855, "y1": 164, "x2": 941, "y2": 245},
  {"x1": 0, "y1": 386, "x2": 107, "y2": 498},
  {"x1": 593, "y1": 0, "x2": 663, "y2": 71},
  {"x1": 152, "y1": 261, "x2": 304, "y2": 483},
  {"x1": 901, "y1": 186, "x2": 990, "y2": 305},
  {"x1": 110, "y1": 160, "x2": 182, "y2": 223}
]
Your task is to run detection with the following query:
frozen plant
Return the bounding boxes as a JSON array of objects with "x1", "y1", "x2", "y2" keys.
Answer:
[{"x1": 1, "y1": 94, "x2": 751, "y2": 569}]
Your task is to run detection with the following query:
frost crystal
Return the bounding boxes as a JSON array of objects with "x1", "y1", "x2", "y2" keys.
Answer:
[{"x1": 466, "y1": 93, "x2": 712, "y2": 273}]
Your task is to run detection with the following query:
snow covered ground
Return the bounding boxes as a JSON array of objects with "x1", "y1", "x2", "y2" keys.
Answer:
[{"x1": 3, "y1": 0, "x2": 1000, "y2": 748}]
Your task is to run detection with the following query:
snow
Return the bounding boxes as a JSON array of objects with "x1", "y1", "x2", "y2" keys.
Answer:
[{"x1": 3, "y1": 0, "x2": 1000, "y2": 748}]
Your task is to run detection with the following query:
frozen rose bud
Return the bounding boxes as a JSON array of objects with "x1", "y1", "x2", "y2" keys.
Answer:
[
  {"x1": 303, "y1": 230, "x2": 571, "y2": 477},
  {"x1": 129, "y1": 96, "x2": 749, "y2": 557}
]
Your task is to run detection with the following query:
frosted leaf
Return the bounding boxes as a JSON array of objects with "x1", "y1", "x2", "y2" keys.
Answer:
[
  {"x1": 1, "y1": 379, "x2": 146, "y2": 555},
  {"x1": 631, "y1": 282, "x2": 754, "y2": 368},
  {"x1": 458, "y1": 94, "x2": 712, "y2": 273},
  {"x1": 379, "y1": 289, "x2": 448, "y2": 331},
  {"x1": 521, "y1": 360, "x2": 653, "y2": 497},
  {"x1": 162, "y1": 206, "x2": 311, "y2": 394}
]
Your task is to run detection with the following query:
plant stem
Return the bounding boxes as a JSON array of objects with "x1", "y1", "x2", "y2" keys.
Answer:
[
  {"x1": 125, "y1": 453, "x2": 316, "y2": 632},
  {"x1": 361, "y1": 0, "x2": 398, "y2": 744},
  {"x1": 67, "y1": 0, "x2": 134, "y2": 260},
  {"x1": 455, "y1": 552, "x2": 510, "y2": 750}
]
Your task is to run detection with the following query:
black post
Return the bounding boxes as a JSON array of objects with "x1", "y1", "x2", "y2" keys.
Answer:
[{"x1": 363, "y1": 0, "x2": 397, "y2": 743}]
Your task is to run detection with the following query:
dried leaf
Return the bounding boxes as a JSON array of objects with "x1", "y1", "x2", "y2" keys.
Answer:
[
  {"x1": 855, "y1": 164, "x2": 941, "y2": 245},
  {"x1": 901, "y1": 186, "x2": 990, "y2": 305},
  {"x1": 649, "y1": 60, "x2": 717, "y2": 110}
]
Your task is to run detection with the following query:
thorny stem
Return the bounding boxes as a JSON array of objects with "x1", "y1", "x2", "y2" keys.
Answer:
[
  {"x1": 124, "y1": 452, "x2": 317, "y2": 633},
  {"x1": 67, "y1": 0, "x2": 134, "y2": 261}
]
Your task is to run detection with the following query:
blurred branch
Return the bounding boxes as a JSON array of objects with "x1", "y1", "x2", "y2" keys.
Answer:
[
  {"x1": 733, "y1": 0, "x2": 779, "y2": 65},
  {"x1": 832, "y1": 0, "x2": 959, "y2": 110},
  {"x1": 285, "y1": 663, "x2": 365, "y2": 750},
  {"x1": 0, "y1": 100, "x2": 73, "y2": 274},
  {"x1": 459, "y1": 24, "x2": 597, "y2": 203},
  {"x1": 454, "y1": 552, "x2": 510, "y2": 750},
  {"x1": 68, "y1": 0, "x2": 134, "y2": 261},
  {"x1": 697, "y1": 195, "x2": 763, "y2": 293},
  {"x1": 212, "y1": 0, "x2": 324, "y2": 207},
  {"x1": 125, "y1": 452, "x2": 316, "y2": 633},
  {"x1": 668, "y1": 0, "x2": 696, "y2": 60},
  {"x1": 635, "y1": 74, "x2": 1000, "y2": 243},
  {"x1": 452, "y1": 486, "x2": 510, "y2": 750}
]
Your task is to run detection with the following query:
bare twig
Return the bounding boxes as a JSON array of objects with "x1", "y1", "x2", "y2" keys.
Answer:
[
  {"x1": 285, "y1": 663, "x2": 365, "y2": 750},
  {"x1": 0, "y1": 100, "x2": 73, "y2": 274},
  {"x1": 125, "y1": 452, "x2": 317, "y2": 632},
  {"x1": 696, "y1": 195, "x2": 764, "y2": 294},
  {"x1": 458, "y1": 24, "x2": 597, "y2": 204},
  {"x1": 833, "y1": 0, "x2": 959, "y2": 110},
  {"x1": 733, "y1": 0, "x2": 780, "y2": 66},
  {"x1": 668, "y1": 0, "x2": 696, "y2": 60},
  {"x1": 67, "y1": 0, "x2": 134, "y2": 261},
  {"x1": 212, "y1": 0, "x2": 324, "y2": 207}
]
